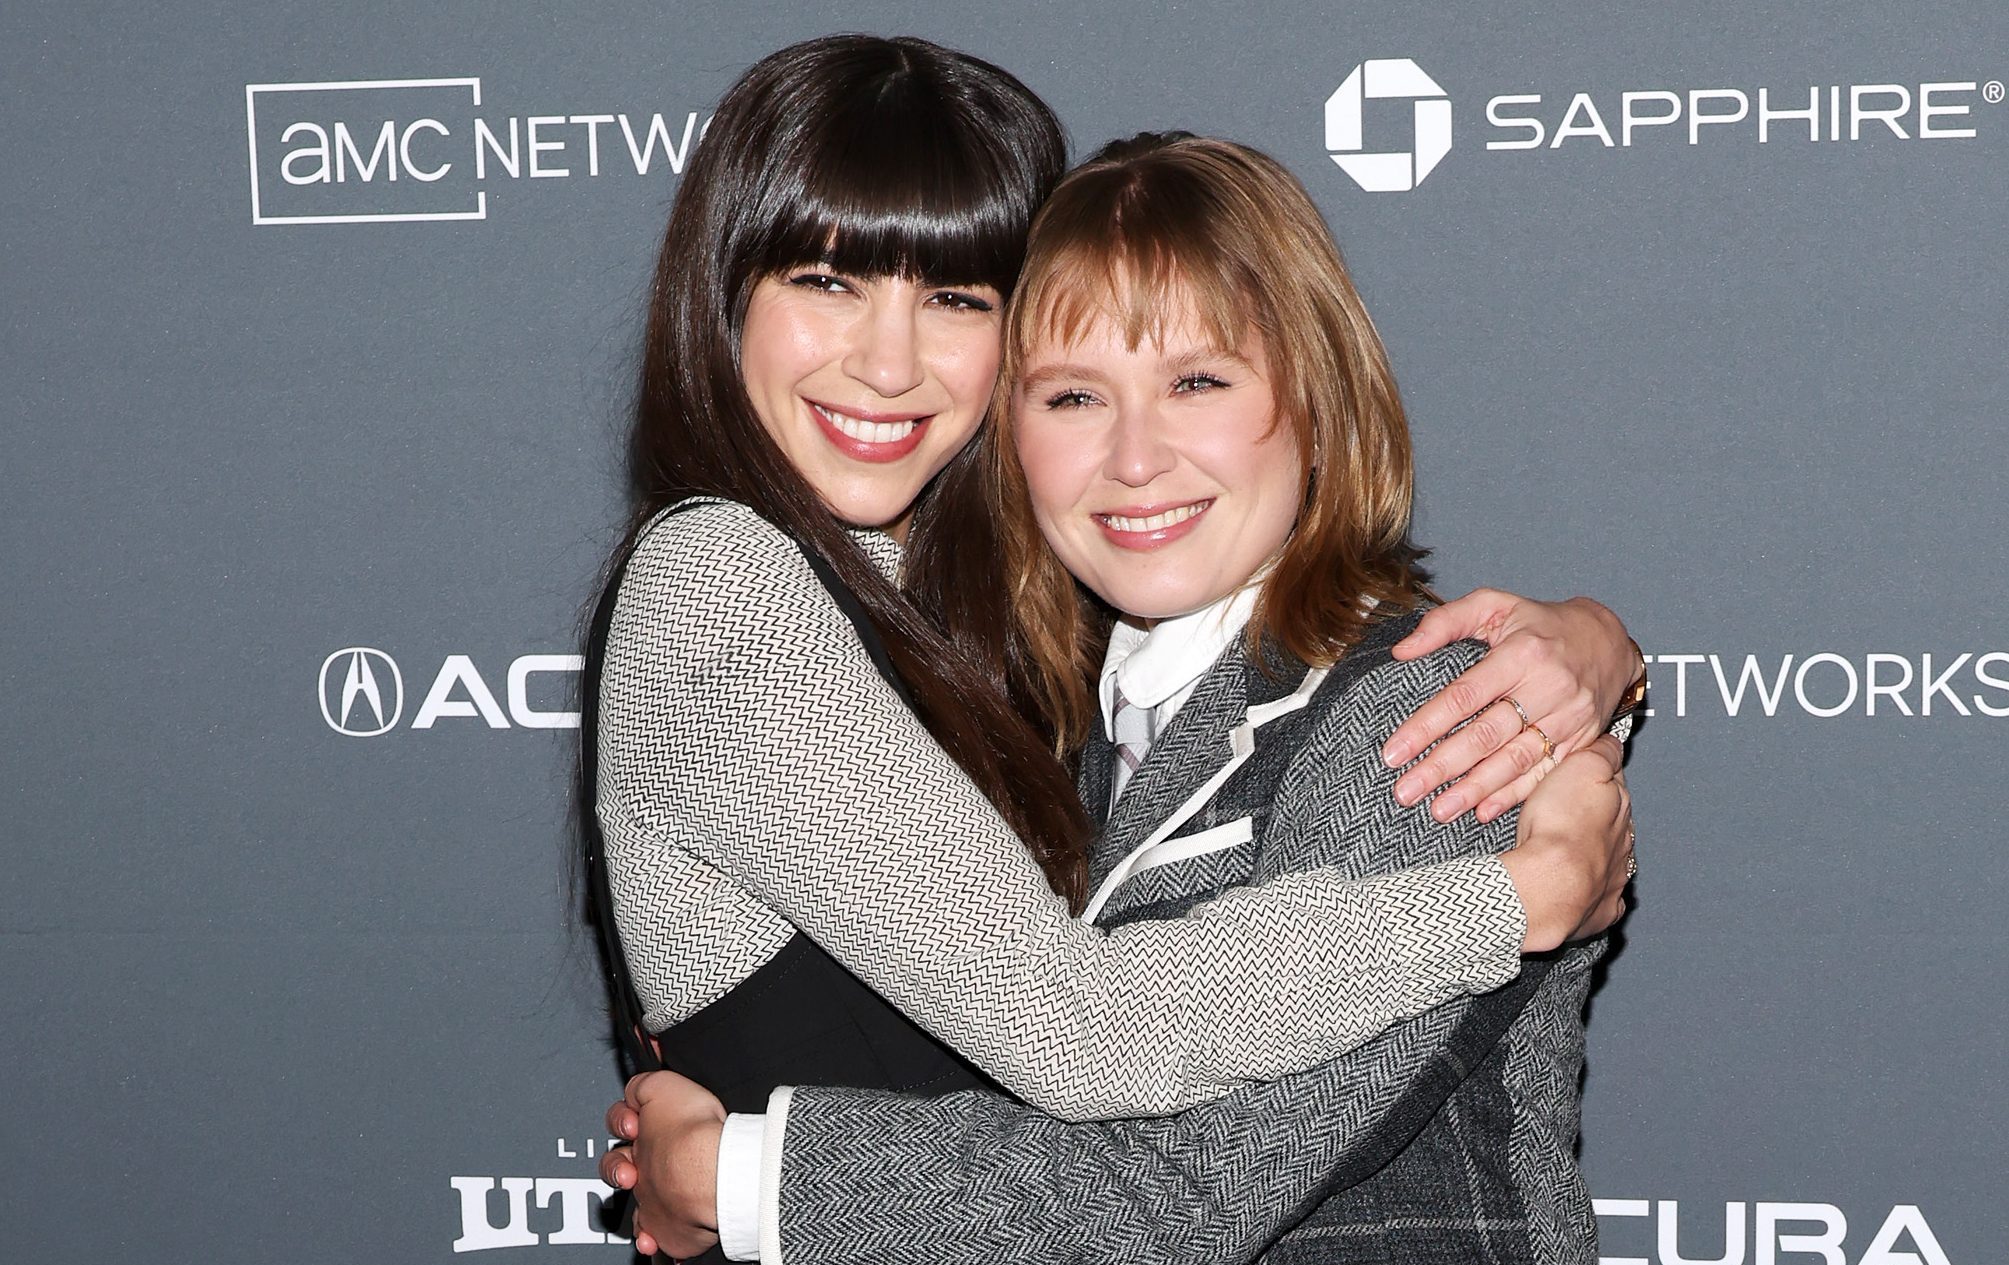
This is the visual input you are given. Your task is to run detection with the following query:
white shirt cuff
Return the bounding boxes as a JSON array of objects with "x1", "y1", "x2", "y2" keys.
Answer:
[
  {"x1": 757, "y1": 1086, "x2": 796, "y2": 1265},
  {"x1": 715, "y1": 1112, "x2": 766, "y2": 1261}
]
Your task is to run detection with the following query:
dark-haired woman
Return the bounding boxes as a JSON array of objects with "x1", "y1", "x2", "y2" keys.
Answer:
[{"x1": 584, "y1": 33, "x2": 1641, "y2": 1235}]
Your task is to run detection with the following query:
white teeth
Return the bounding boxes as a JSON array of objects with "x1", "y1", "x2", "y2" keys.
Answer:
[
  {"x1": 814, "y1": 404, "x2": 919, "y2": 445},
  {"x1": 1102, "y1": 502, "x2": 1211, "y2": 533}
]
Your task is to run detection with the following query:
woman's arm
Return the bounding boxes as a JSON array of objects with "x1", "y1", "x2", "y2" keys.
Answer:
[{"x1": 600, "y1": 501, "x2": 1530, "y2": 1122}]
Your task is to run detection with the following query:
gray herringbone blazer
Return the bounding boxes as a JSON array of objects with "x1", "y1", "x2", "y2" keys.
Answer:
[{"x1": 772, "y1": 612, "x2": 1602, "y2": 1264}]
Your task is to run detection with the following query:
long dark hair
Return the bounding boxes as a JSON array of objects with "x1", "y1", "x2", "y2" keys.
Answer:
[{"x1": 585, "y1": 35, "x2": 1091, "y2": 913}]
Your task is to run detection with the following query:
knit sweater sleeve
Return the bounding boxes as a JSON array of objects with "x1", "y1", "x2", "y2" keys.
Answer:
[{"x1": 596, "y1": 500, "x2": 1525, "y2": 1122}]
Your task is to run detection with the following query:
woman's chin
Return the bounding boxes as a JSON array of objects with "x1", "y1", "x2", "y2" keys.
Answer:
[
  {"x1": 819, "y1": 483, "x2": 923, "y2": 533},
  {"x1": 1091, "y1": 580, "x2": 1228, "y2": 626}
]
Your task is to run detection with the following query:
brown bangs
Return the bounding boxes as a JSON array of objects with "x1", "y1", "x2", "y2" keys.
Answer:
[
  {"x1": 1007, "y1": 239, "x2": 1254, "y2": 366},
  {"x1": 1000, "y1": 155, "x2": 1271, "y2": 383}
]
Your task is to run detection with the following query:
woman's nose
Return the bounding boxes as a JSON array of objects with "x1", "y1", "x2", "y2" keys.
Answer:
[
  {"x1": 843, "y1": 301, "x2": 925, "y2": 397},
  {"x1": 1100, "y1": 402, "x2": 1176, "y2": 487}
]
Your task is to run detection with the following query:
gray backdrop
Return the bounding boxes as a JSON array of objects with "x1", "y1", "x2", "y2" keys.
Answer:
[{"x1": 4, "y1": 2, "x2": 2003, "y2": 1262}]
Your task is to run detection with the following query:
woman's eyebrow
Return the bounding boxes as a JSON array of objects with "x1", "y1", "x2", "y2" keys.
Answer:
[
  {"x1": 1163, "y1": 345, "x2": 1253, "y2": 374},
  {"x1": 1017, "y1": 362, "x2": 1108, "y2": 392}
]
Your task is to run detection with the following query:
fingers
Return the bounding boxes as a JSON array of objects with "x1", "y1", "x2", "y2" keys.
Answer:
[
  {"x1": 631, "y1": 1225, "x2": 659, "y2": 1258},
  {"x1": 1392, "y1": 690, "x2": 1523, "y2": 806},
  {"x1": 1582, "y1": 733, "x2": 1625, "y2": 773},
  {"x1": 1476, "y1": 735, "x2": 1627, "y2": 822},
  {"x1": 1422, "y1": 723, "x2": 1554, "y2": 822},
  {"x1": 1389, "y1": 590, "x2": 1507, "y2": 661},
  {"x1": 1571, "y1": 787, "x2": 1635, "y2": 941},
  {"x1": 599, "y1": 1144, "x2": 637, "y2": 1191},
  {"x1": 607, "y1": 1098, "x2": 640, "y2": 1141},
  {"x1": 1470, "y1": 710, "x2": 1624, "y2": 824},
  {"x1": 1476, "y1": 761, "x2": 1545, "y2": 824},
  {"x1": 1535, "y1": 738, "x2": 1624, "y2": 800},
  {"x1": 625, "y1": 1072, "x2": 654, "y2": 1110},
  {"x1": 1386, "y1": 608, "x2": 1614, "y2": 814},
  {"x1": 1383, "y1": 657, "x2": 1501, "y2": 770}
]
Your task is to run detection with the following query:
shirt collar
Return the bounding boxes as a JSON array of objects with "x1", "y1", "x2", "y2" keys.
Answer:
[{"x1": 1098, "y1": 585, "x2": 1262, "y2": 741}]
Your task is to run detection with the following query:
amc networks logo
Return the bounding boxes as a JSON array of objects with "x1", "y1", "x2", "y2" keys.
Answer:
[{"x1": 243, "y1": 77, "x2": 707, "y2": 225}]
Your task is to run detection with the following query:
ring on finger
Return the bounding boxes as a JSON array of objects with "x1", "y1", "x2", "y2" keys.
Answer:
[
  {"x1": 1501, "y1": 694, "x2": 1533, "y2": 731},
  {"x1": 1525, "y1": 720, "x2": 1555, "y2": 760}
]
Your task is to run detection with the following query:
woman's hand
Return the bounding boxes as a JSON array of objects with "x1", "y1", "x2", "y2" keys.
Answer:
[
  {"x1": 1382, "y1": 590, "x2": 1641, "y2": 823},
  {"x1": 1497, "y1": 735, "x2": 1634, "y2": 951},
  {"x1": 597, "y1": 1070, "x2": 726, "y2": 1260}
]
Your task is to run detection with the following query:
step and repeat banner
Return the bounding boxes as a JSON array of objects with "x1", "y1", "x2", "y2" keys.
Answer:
[{"x1": 4, "y1": 2, "x2": 2003, "y2": 1262}]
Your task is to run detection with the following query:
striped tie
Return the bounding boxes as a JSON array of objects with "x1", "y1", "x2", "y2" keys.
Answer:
[{"x1": 1110, "y1": 686, "x2": 1154, "y2": 807}]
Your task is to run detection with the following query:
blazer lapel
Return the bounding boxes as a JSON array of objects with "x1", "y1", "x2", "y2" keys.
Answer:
[
  {"x1": 1086, "y1": 648, "x2": 1249, "y2": 896},
  {"x1": 1078, "y1": 725, "x2": 1115, "y2": 834},
  {"x1": 1085, "y1": 638, "x2": 1330, "y2": 923}
]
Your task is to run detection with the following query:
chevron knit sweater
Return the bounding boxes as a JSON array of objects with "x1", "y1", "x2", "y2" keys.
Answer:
[{"x1": 594, "y1": 498, "x2": 1528, "y2": 1122}]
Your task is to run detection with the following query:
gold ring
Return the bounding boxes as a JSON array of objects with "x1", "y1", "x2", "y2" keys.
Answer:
[
  {"x1": 1502, "y1": 695, "x2": 1533, "y2": 730},
  {"x1": 1526, "y1": 721, "x2": 1555, "y2": 760}
]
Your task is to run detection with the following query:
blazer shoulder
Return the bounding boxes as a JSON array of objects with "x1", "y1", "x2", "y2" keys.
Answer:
[{"x1": 1298, "y1": 607, "x2": 1487, "y2": 725}]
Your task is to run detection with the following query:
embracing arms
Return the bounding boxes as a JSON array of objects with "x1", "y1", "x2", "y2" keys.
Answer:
[
  {"x1": 607, "y1": 642, "x2": 1633, "y2": 1262},
  {"x1": 602, "y1": 501, "x2": 1575, "y2": 1121}
]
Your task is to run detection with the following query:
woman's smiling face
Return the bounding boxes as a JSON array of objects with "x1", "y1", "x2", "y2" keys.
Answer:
[
  {"x1": 740, "y1": 268, "x2": 1005, "y2": 537},
  {"x1": 1011, "y1": 296, "x2": 1304, "y2": 622}
]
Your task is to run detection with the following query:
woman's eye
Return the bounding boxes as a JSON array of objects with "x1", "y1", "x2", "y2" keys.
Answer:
[
  {"x1": 1172, "y1": 373, "x2": 1230, "y2": 394},
  {"x1": 929, "y1": 290, "x2": 995, "y2": 313},
  {"x1": 787, "y1": 272, "x2": 850, "y2": 293},
  {"x1": 1043, "y1": 389, "x2": 1099, "y2": 410}
]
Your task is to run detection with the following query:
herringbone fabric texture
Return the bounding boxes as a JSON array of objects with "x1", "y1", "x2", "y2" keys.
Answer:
[
  {"x1": 774, "y1": 624, "x2": 1599, "y2": 1264},
  {"x1": 595, "y1": 500, "x2": 1527, "y2": 1121}
]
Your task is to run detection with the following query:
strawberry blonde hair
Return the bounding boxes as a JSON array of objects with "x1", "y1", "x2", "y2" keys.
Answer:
[{"x1": 981, "y1": 133, "x2": 1433, "y2": 751}]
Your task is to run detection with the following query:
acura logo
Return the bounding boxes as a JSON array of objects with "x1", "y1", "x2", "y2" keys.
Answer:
[
  {"x1": 1325, "y1": 58, "x2": 1453, "y2": 192},
  {"x1": 319, "y1": 646, "x2": 404, "y2": 736}
]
